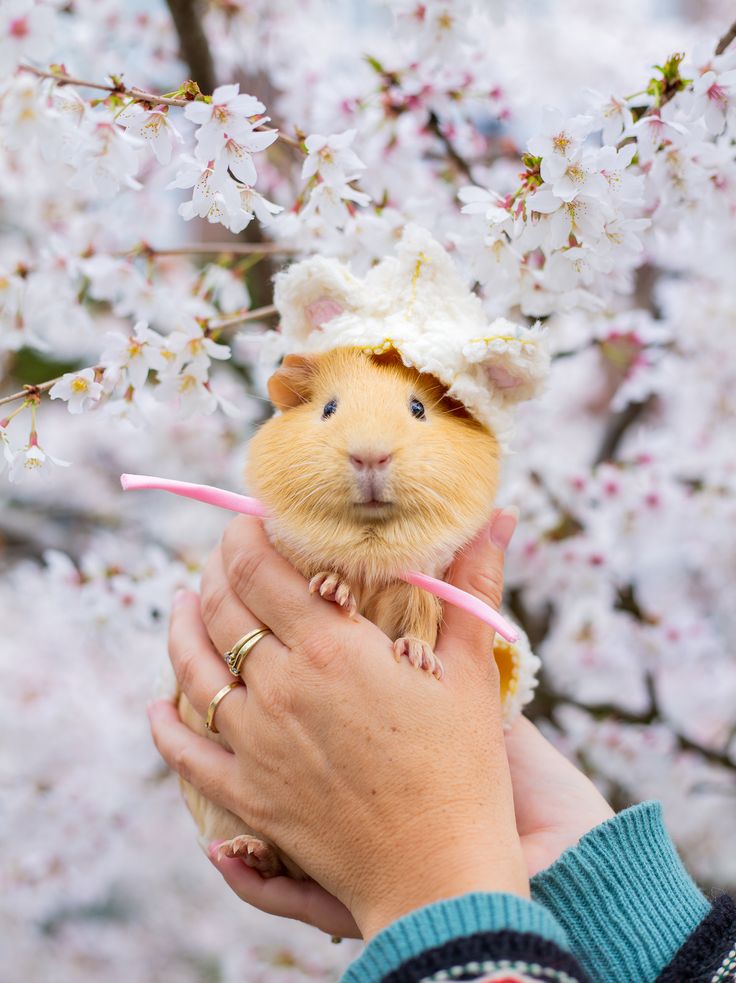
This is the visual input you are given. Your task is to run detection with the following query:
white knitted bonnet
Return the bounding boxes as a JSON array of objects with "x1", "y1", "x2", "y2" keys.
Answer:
[{"x1": 270, "y1": 223, "x2": 549, "y2": 442}]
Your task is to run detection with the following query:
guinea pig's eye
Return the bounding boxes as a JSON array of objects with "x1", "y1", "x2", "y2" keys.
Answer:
[
  {"x1": 410, "y1": 398, "x2": 426, "y2": 420},
  {"x1": 322, "y1": 399, "x2": 338, "y2": 419}
]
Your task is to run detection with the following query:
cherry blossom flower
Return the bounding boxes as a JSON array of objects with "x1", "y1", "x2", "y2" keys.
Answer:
[
  {"x1": 49, "y1": 368, "x2": 104, "y2": 414},
  {"x1": 118, "y1": 103, "x2": 183, "y2": 165},
  {"x1": 154, "y1": 361, "x2": 218, "y2": 417},
  {"x1": 101, "y1": 322, "x2": 165, "y2": 390},
  {"x1": 210, "y1": 127, "x2": 278, "y2": 186},
  {"x1": 169, "y1": 156, "x2": 251, "y2": 232},
  {"x1": 67, "y1": 118, "x2": 142, "y2": 197},
  {"x1": 527, "y1": 108, "x2": 594, "y2": 183},
  {"x1": 163, "y1": 321, "x2": 231, "y2": 375},
  {"x1": 689, "y1": 68, "x2": 736, "y2": 135},
  {"x1": 587, "y1": 90, "x2": 634, "y2": 146},
  {"x1": 302, "y1": 129, "x2": 366, "y2": 185},
  {"x1": 238, "y1": 185, "x2": 283, "y2": 225},
  {"x1": 300, "y1": 180, "x2": 371, "y2": 226},
  {"x1": 7, "y1": 432, "x2": 70, "y2": 482},
  {"x1": 184, "y1": 84, "x2": 270, "y2": 161}
]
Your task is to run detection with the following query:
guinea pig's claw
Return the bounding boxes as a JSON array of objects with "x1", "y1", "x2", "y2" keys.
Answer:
[
  {"x1": 393, "y1": 637, "x2": 444, "y2": 680},
  {"x1": 215, "y1": 835, "x2": 284, "y2": 877},
  {"x1": 309, "y1": 571, "x2": 358, "y2": 617}
]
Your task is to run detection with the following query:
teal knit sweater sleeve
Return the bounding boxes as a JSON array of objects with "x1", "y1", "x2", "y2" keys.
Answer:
[
  {"x1": 341, "y1": 892, "x2": 575, "y2": 982},
  {"x1": 530, "y1": 800, "x2": 711, "y2": 983},
  {"x1": 342, "y1": 892, "x2": 585, "y2": 983}
]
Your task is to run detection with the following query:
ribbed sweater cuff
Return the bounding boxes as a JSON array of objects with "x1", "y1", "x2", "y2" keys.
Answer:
[
  {"x1": 341, "y1": 892, "x2": 568, "y2": 983},
  {"x1": 530, "y1": 800, "x2": 710, "y2": 983}
]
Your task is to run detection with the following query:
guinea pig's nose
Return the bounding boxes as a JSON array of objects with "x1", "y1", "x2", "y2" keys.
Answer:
[{"x1": 349, "y1": 450, "x2": 393, "y2": 471}]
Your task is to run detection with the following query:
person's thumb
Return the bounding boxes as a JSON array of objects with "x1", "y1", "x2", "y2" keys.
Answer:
[{"x1": 436, "y1": 506, "x2": 518, "y2": 664}]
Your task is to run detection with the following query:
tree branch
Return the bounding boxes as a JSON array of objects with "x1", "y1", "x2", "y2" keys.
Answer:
[
  {"x1": 134, "y1": 242, "x2": 297, "y2": 257},
  {"x1": 593, "y1": 395, "x2": 655, "y2": 466},
  {"x1": 426, "y1": 111, "x2": 474, "y2": 182},
  {"x1": 528, "y1": 676, "x2": 736, "y2": 773},
  {"x1": 0, "y1": 374, "x2": 80, "y2": 409},
  {"x1": 19, "y1": 66, "x2": 303, "y2": 151},
  {"x1": 207, "y1": 303, "x2": 277, "y2": 330},
  {"x1": 164, "y1": 0, "x2": 216, "y2": 95},
  {"x1": 0, "y1": 306, "x2": 278, "y2": 408}
]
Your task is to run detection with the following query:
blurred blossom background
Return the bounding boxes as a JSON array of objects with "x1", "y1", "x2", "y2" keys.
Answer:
[{"x1": 1, "y1": 0, "x2": 736, "y2": 979}]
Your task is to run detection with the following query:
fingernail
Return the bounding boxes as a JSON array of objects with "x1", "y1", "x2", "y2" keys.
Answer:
[
  {"x1": 490, "y1": 506, "x2": 519, "y2": 550},
  {"x1": 208, "y1": 840, "x2": 224, "y2": 860},
  {"x1": 173, "y1": 588, "x2": 188, "y2": 607}
]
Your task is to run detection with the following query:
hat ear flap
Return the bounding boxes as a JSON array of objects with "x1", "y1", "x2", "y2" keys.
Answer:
[
  {"x1": 462, "y1": 320, "x2": 550, "y2": 406},
  {"x1": 273, "y1": 256, "x2": 358, "y2": 344},
  {"x1": 268, "y1": 353, "x2": 321, "y2": 410}
]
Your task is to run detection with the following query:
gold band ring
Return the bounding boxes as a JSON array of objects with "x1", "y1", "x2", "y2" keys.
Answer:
[
  {"x1": 223, "y1": 627, "x2": 272, "y2": 676},
  {"x1": 205, "y1": 680, "x2": 243, "y2": 734}
]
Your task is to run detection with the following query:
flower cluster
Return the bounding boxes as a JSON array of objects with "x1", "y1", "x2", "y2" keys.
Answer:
[
  {"x1": 457, "y1": 46, "x2": 736, "y2": 317},
  {"x1": 168, "y1": 84, "x2": 283, "y2": 232},
  {"x1": 299, "y1": 129, "x2": 370, "y2": 226}
]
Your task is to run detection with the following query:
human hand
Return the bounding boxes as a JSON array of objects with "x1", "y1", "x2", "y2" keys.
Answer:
[
  {"x1": 148, "y1": 508, "x2": 527, "y2": 941},
  {"x1": 505, "y1": 715, "x2": 614, "y2": 878}
]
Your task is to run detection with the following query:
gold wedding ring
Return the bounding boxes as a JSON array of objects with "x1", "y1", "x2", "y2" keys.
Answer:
[
  {"x1": 205, "y1": 680, "x2": 243, "y2": 734},
  {"x1": 223, "y1": 626, "x2": 272, "y2": 676}
]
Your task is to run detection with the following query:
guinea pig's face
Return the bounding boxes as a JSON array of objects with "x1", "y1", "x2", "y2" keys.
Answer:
[{"x1": 247, "y1": 348, "x2": 500, "y2": 543}]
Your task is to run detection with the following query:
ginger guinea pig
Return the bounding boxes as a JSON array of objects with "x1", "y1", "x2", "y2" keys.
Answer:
[
  {"x1": 177, "y1": 345, "x2": 500, "y2": 877},
  {"x1": 246, "y1": 345, "x2": 500, "y2": 679}
]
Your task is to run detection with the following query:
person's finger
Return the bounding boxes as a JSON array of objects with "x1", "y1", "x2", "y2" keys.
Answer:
[
  {"x1": 436, "y1": 506, "x2": 517, "y2": 662},
  {"x1": 168, "y1": 589, "x2": 246, "y2": 735},
  {"x1": 207, "y1": 848, "x2": 361, "y2": 938},
  {"x1": 220, "y1": 516, "x2": 351, "y2": 652},
  {"x1": 200, "y1": 548, "x2": 289, "y2": 685},
  {"x1": 147, "y1": 700, "x2": 243, "y2": 817}
]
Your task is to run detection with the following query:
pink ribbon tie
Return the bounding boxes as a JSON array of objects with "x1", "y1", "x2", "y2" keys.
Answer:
[{"x1": 120, "y1": 473, "x2": 520, "y2": 643}]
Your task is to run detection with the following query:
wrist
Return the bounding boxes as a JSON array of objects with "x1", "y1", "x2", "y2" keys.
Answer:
[{"x1": 354, "y1": 837, "x2": 530, "y2": 941}]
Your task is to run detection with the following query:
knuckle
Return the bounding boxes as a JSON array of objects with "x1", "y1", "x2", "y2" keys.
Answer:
[
  {"x1": 466, "y1": 566, "x2": 504, "y2": 610},
  {"x1": 173, "y1": 743, "x2": 193, "y2": 784},
  {"x1": 199, "y1": 580, "x2": 229, "y2": 630},
  {"x1": 173, "y1": 644, "x2": 197, "y2": 696},
  {"x1": 298, "y1": 632, "x2": 342, "y2": 672},
  {"x1": 226, "y1": 545, "x2": 267, "y2": 604}
]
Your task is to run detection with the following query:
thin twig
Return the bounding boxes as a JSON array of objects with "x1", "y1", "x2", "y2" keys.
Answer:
[
  {"x1": 135, "y1": 242, "x2": 297, "y2": 257},
  {"x1": 208, "y1": 303, "x2": 277, "y2": 330},
  {"x1": 0, "y1": 370, "x2": 100, "y2": 409},
  {"x1": 0, "y1": 306, "x2": 278, "y2": 408},
  {"x1": 18, "y1": 65, "x2": 303, "y2": 150},
  {"x1": 715, "y1": 18, "x2": 736, "y2": 56},
  {"x1": 426, "y1": 110, "x2": 474, "y2": 181}
]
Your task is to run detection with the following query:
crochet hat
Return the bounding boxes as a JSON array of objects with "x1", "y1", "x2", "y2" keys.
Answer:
[{"x1": 271, "y1": 223, "x2": 549, "y2": 441}]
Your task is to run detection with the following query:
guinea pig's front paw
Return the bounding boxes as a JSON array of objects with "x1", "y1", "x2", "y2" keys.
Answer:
[
  {"x1": 309, "y1": 571, "x2": 358, "y2": 617},
  {"x1": 216, "y1": 835, "x2": 284, "y2": 877},
  {"x1": 393, "y1": 637, "x2": 444, "y2": 681}
]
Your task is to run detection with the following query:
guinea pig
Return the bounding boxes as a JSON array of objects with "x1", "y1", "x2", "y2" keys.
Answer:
[{"x1": 177, "y1": 345, "x2": 500, "y2": 876}]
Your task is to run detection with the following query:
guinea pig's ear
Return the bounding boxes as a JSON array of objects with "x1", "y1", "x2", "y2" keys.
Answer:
[{"x1": 268, "y1": 353, "x2": 320, "y2": 410}]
